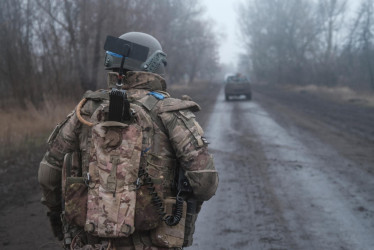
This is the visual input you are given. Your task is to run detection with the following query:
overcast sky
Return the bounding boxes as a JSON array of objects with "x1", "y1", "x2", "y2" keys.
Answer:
[
  {"x1": 201, "y1": 0, "x2": 360, "y2": 68},
  {"x1": 201, "y1": 0, "x2": 244, "y2": 66}
]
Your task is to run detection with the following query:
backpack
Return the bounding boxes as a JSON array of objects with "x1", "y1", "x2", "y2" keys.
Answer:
[
  {"x1": 62, "y1": 89, "x2": 198, "y2": 246},
  {"x1": 80, "y1": 93, "x2": 157, "y2": 238}
]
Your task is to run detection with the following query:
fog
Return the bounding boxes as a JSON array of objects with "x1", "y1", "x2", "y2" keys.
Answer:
[
  {"x1": 201, "y1": 0, "x2": 245, "y2": 66},
  {"x1": 1, "y1": 1, "x2": 374, "y2": 250},
  {"x1": 1, "y1": 0, "x2": 373, "y2": 109}
]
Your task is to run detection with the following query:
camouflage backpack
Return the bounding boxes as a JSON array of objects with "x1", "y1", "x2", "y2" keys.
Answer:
[
  {"x1": 62, "y1": 88, "x2": 201, "y2": 247},
  {"x1": 62, "y1": 95, "x2": 143, "y2": 240},
  {"x1": 85, "y1": 120, "x2": 142, "y2": 237}
]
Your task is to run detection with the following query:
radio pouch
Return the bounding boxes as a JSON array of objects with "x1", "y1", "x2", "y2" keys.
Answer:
[{"x1": 150, "y1": 198, "x2": 187, "y2": 248}]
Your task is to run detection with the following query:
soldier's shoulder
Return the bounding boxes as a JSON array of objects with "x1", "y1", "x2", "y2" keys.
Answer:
[
  {"x1": 83, "y1": 89, "x2": 109, "y2": 101},
  {"x1": 158, "y1": 97, "x2": 201, "y2": 113},
  {"x1": 80, "y1": 89, "x2": 109, "y2": 115}
]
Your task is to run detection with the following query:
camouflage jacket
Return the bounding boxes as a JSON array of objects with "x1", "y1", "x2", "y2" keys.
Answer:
[{"x1": 38, "y1": 71, "x2": 218, "y2": 212}]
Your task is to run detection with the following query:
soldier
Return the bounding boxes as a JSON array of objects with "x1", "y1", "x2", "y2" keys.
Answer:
[{"x1": 38, "y1": 32, "x2": 218, "y2": 250}]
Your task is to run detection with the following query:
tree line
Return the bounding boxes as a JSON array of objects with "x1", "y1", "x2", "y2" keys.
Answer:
[
  {"x1": 239, "y1": 0, "x2": 374, "y2": 91},
  {"x1": 0, "y1": 0, "x2": 219, "y2": 108}
]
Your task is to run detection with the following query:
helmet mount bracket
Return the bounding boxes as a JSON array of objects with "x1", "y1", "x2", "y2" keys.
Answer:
[
  {"x1": 117, "y1": 45, "x2": 130, "y2": 88},
  {"x1": 104, "y1": 35, "x2": 149, "y2": 123}
]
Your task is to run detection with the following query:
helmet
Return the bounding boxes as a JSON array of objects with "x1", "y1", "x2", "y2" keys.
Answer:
[{"x1": 104, "y1": 32, "x2": 167, "y2": 76}]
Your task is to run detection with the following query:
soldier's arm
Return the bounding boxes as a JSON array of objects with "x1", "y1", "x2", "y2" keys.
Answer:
[
  {"x1": 38, "y1": 111, "x2": 80, "y2": 211},
  {"x1": 159, "y1": 109, "x2": 218, "y2": 202}
]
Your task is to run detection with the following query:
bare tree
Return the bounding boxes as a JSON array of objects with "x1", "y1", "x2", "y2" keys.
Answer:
[
  {"x1": 313, "y1": 0, "x2": 347, "y2": 86},
  {"x1": 0, "y1": 0, "x2": 38, "y2": 107},
  {"x1": 342, "y1": 0, "x2": 374, "y2": 90},
  {"x1": 239, "y1": 0, "x2": 319, "y2": 85},
  {"x1": 0, "y1": 0, "x2": 219, "y2": 107}
]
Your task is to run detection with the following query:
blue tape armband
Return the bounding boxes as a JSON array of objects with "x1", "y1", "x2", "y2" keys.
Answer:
[{"x1": 148, "y1": 92, "x2": 165, "y2": 100}]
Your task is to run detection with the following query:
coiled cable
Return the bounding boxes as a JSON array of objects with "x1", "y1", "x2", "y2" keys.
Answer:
[
  {"x1": 164, "y1": 192, "x2": 184, "y2": 226},
  {"x1": 137, "y1": 167, "x2": 183, "y2": 226},
  {"x1": 138, "y1": 167, "x2": 166, "y2": 220}
]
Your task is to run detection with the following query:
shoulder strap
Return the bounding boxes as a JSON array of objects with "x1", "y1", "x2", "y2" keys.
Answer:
[
  {"x1": 79, "y1": 91, "x2": 109, "y2": 176},
  {"x1": 158, "y1": 98, "x2": 201, "y2": 113},
  {"x1": 134, "y1": 95, "x2": 168, "y2": 135},
  {"x1": 83, "y1": 90, "x2": 109, "y2": 101}
]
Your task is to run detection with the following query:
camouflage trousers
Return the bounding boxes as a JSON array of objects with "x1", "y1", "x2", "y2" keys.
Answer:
[
  {"x1": 70, "y1": 231, "x2": 181, "y2": 250},
  {"x1": 77, "y1": 244, "x2": 179, "y2": 250}
]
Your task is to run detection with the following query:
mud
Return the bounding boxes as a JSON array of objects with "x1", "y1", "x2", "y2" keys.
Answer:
[
  {"x1": 1, "y1": 82, "x2": 373, "y2": 250},
  {"x1": 193, "y1": 84, "x2": 374, "y2": 250}
]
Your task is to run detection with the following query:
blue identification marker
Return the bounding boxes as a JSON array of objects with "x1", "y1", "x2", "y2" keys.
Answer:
[{"x1": 148, "y1": 92, "x2": 165, "y2": 100}]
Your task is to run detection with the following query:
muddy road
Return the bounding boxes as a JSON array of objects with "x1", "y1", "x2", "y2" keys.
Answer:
[
  {"x1": 1, "y1": 83, "x2": 373, "y2": 250},
  {"x1": 193, "y1": 85, "x2": 374, "y2": 250}
]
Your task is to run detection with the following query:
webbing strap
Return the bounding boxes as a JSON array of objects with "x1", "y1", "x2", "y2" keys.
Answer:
[
  {"x1": 80, "y1": 98, "x2": 102, "y2": 175},
  {"x1": 83, "y1": 90, "x2": 109, "y2": 100},
  {"x1": 177, "y1": 112, "x2": 204, "y2": 147},
  {"x1": 81, "y1": 121, "x2": 92, "y2": 176},
  {"x1": 65, "y1": 153, "x2": 72, "y2": 178},
  {"x1": 141, "y1": 94, "x2": 159, "y2": 110},
  {"x1": 133, "y1": 100, "x2": 168, "y2": 136},
  {"x1": 132, "y1": 231, "x2": 143, "y2": 250}
]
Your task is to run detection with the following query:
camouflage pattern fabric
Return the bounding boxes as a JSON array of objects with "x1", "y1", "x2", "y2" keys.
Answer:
[
  {"x1": 62, "y1": 152, "x2": 87, "y2": 227},
  {"x1": 85, "y1": 121, "x2": 142, "y2": 237},
  {"x1": 65, "y1": 181, "x2": 87, "y2": 227},
  {"x1": 38, "y1": 71, "x2": 219, "y2": 249},
  {"x1": 150, "y1": 198, "x2": 186, "y2": 248}
]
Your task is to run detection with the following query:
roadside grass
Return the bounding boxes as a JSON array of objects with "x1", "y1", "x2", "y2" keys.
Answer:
[
  {"x1": 0, "y1": 98, "x2": 76, "y2": 159},
  {"x1": 0, "y1": 80, "x2": 216, "y2": 160},
  {"x1": 289, "y1": 85, "x2": 374, "y2": 107}
]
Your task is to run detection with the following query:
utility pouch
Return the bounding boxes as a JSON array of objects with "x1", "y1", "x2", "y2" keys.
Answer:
[
  {"x1": 134, "y1": 155, "x2": 173, "y2": 231},
  {"x1": 62, "y1": 152, "x2": 88, "y2": 227},
  {"x1": 150, "y1": 198, "x2": 186, "y2": 248},
  {"x1": 64, "y1": 177, "x2": 87, "y2": 227},
  {"x1": 134, "y1": 183, "x2": 160, "y2": 231}
]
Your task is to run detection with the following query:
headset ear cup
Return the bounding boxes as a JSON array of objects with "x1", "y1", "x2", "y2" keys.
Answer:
[
  {"x1": 104, "y1": 53, "x2": 111, "y2": 67},
  {"x1": 154, "y1": 63, "x2": 166, "y2": 77}
]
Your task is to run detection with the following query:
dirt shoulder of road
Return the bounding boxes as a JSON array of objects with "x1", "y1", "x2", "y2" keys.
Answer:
[
  {"x1": 286, "y1": 84, "x2": 374, "y2": 107},
  {"x1": 252, "y1": 83, "x2": 374, "y2": 175}
]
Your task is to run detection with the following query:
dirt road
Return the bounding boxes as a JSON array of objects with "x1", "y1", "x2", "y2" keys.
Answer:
[
  {"x1": 193, "y1": 85, "x2": 374, "y2": 250},
  {"x1": 1, "y1": 83, "x2": 373, "y2": 250}
]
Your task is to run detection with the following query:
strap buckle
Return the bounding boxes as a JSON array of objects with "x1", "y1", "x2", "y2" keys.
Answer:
[
  {"x1": 84, "y1": 172, "x2": 90, "y2": 187},
  {"x1": 134, "y1": 178, "x2": 142, "y2": 190}
]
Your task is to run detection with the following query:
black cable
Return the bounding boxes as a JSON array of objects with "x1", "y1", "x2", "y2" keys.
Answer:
[
  {"x1": 138, "y1": 167, "x2": 184, "y2": 226},
  {"x1": 138, "y1": 168, "x2": 166, "y2": 220},
  {"x1": 164, "y1": 193, "x2": 183, "y2": 226}
]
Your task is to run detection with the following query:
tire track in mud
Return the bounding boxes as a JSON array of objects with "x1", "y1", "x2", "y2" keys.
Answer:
[
  {"x1": 193, "y1": 89, "x2": 293, "y2": 250},
  {"x1": 244, "y1": 100, "x2": 374, "y2": 250},
  {"x1": 193, "y1": 86, "x2": 374, "y2": 250},
  {"x1": 253, "y1": 84, "x2": 374, "y2": 171}
]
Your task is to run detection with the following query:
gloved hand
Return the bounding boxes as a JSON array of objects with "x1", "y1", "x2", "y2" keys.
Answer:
[{"x1": 47, "y1": 210, "x2": 63, "y2": 241}]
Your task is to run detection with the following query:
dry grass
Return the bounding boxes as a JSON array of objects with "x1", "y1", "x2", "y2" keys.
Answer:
[
  {"x1": 0, "y1": 98, "x2": 76, "y2": 157},
  {"x1": 0, "y1": 81, "x2": 214, "y2": 158},
  {"x1": 290, "y1": 85, "x2": 374, "y2": 107}
]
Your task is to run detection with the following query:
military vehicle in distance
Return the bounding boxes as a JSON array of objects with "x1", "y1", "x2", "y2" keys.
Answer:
[{"x1": 224, "y1": 73, "x2": 252, "y2": 101}]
